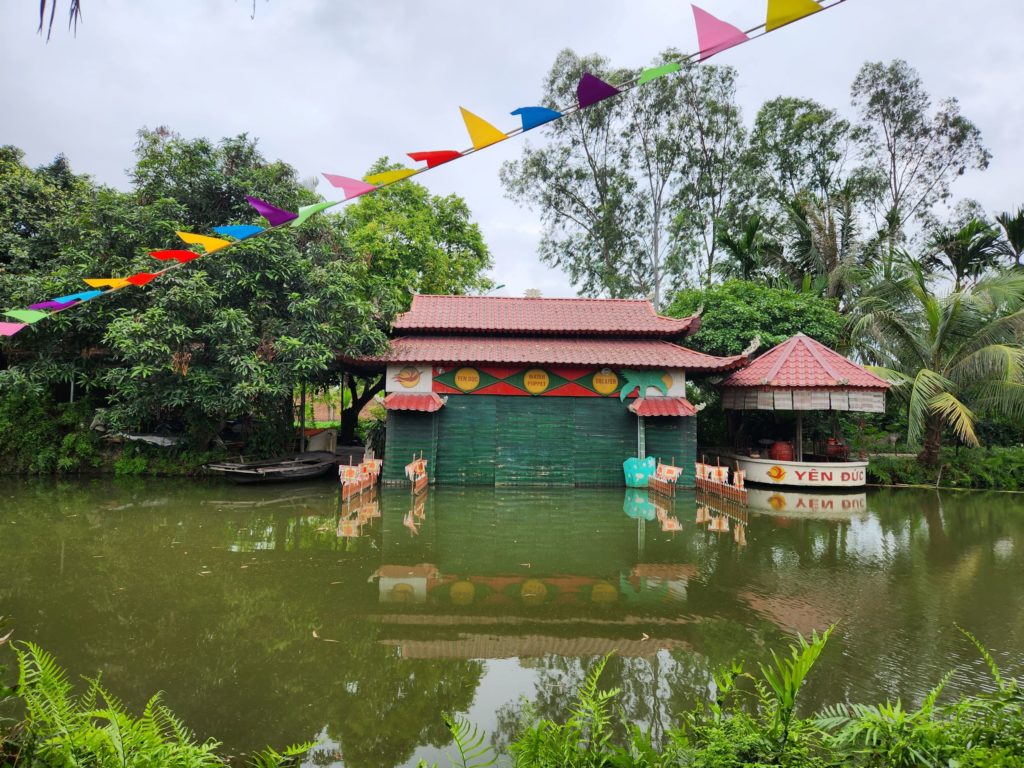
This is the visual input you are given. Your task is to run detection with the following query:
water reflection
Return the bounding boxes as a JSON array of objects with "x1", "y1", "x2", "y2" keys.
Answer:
[{"x1": 1, "y1": 480, "x2": 1022, "y2": 767}]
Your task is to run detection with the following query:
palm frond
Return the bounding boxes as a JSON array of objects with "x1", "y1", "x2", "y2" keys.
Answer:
[
  {"x1": 906, "y1": 369, "x2": 952, "y2": 446},
  {"x1": 928, "y1": 391, "x2": 978, "y2": 446}
]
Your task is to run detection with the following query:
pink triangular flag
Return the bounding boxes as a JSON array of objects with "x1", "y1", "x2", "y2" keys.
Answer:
[
  {"x1": 692, "y1": 5, "x2": 749, "y2": 60},
  {"x1": 322, "y1": 174, "x2": 378, "y2": 200},
  {"x1": 0, "y1": 321, "x2": 27, "y2": 337}
]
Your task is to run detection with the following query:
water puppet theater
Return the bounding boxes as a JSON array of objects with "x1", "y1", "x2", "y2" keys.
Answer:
[
  {"x1": 352, "y1": 295, "x2": 746, "y2": 486},
  {"x1": 711, "y1": 333, "x2": 892, "y2": 489}
]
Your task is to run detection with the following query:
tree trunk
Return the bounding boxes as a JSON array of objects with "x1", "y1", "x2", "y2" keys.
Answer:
[
  {"x1": 918, "y1": 414, "x2": 943, "y2": 466},
  {"x1": 339, "y1": 374, "x2": 384, "y2": 445}
]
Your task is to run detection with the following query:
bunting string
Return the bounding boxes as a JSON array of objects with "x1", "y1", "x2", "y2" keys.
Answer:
[{"x1": 0, "y1": 0, "x2": 847, "y2": 337}]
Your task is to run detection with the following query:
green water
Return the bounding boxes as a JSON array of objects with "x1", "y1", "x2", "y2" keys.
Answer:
[{"x1": 1, "y1": 480, "x2": 1022, "y2": 767}]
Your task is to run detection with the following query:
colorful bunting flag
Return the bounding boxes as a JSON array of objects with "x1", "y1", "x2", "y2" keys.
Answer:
[
  {"x1": 408, "y1": 150, "x2": 462, "y2": 168},
  {"x1": 365, "y1": 169, "x2": 417, "y2": 186},
  {"x1": 322, "y1": 174, "x2": 378, "y2": 199},
  {"x1": 246, "y1": 196, "x2": 299, "y2": 226},
  {"x1": 290, "y1": 201, "x2": 336, "y2": 228},
  {"x1": 83, "y1": 278, "x2": 132, "y2": 289},
  {"x1": 460, "y1": 107, "x2": 507, "y2": 150},
  {"x1": 125, "y1": 272, "x2": 160, "y2": 286},
  {"x1": 577, "y1": 73, "x2": 620, "y2": 109},
  {"x1": 176, "y1": 232, "x2": 231, "y2": 253},
  {"x1": 151, "y1": 250, "x2": 201, "y2": 263},
  {"x1": 53, "y1": 290, "x2": 102, "y2": 304},
  {"x1": 637, "y1": 62, "x2": 682, "y2": 84},
  {"x1": 511, "y1": 106, "x2": 561, "y2": 131},
  {"x1": 213, "y1": 225, "x2": 264, "y2": 240},
  {"x1": 29, "y1": 299, "x2": 77, "y2": 310},
  {"x1": 766, "y1": 0, "x2": 822, "y2": 31},
  {"x1": 692, "y1": 5, "x2": 750, "y2": 60},
  {"x1": 5, "y1": 309, "x2": 50, "y2": 324},
  {"x1": 0, "y1": 322, "x2": 27, "y2": 337}
]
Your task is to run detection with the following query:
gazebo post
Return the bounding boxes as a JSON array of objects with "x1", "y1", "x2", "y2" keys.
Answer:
[{"x1": 795, "y1": 412, "x2": 804, "y2": 462}]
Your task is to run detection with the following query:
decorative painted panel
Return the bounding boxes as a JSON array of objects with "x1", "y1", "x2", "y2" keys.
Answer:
[
  {"x1": 385, "y1": 364, "x2": 433, "y2": 393},
  {"x1": 432, "y1": 365, "x2": 685, "y2": 398}
]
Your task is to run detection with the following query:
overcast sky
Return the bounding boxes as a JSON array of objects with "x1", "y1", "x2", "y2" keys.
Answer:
[{"x1": 2, "y1": 0, "x2": 1022, "y2": 298}]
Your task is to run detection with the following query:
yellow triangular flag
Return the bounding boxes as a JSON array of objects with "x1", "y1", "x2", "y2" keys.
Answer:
[
  {"x1": 176, "y1": 231, "x2": 231, "y2": 253},
  {"x1": 766, "y1": 0, "x2": 822, "y2": 31},
  {"x1": 83, "y1": 278, "x2": 131, "y2": 289},
  {"x1": 364, "y1": 169, "x2": 417, "y2": 186},
  {"x1": 460, "y1": 107, "x2": 507, "y2": 150}
]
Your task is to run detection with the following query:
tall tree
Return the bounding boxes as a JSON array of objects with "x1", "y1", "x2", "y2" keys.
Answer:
[
  {"x1": 746, "y1": 97, "x2": 854, "y2": 213},
  {"x1": 501, "y1": 50, "x2": 746, "y2": 304},
  {"x1": 850, "y1": 60, "x2": 990, "y2": 246},
  {"x1": 669, "y1": 61, "x2": 749, "y2": 285}
]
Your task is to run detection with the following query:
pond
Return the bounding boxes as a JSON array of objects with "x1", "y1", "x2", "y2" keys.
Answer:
[{"x1": 1, "y1": 479, "x2": 1022, "y2": 767}]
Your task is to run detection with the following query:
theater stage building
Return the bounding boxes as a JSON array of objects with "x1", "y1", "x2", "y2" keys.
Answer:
[{"x1": 356, "y1": 295, "x2": 746, "y2": 487}]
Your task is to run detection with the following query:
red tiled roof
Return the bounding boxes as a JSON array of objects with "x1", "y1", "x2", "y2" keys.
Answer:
[
  {"x1": 393, "y1": 294, "x2": 698, "y2": 337},
  {"x1": 382, "y1": 393, "x2": 447, "y2": 412},
  {"x1": 720, "y1": 334, "x2": 890, "y2": 389},
  {"x1": 361, "y1": 335, "x2": 745, "y2": 372},
  {"x1": 628, "y1": 397, "x2": 698, "y2": 417}
]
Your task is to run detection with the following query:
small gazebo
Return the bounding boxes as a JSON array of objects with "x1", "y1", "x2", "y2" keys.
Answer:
[{"x1": 714, "y1": 334, "x2": 890, "y2": 488}]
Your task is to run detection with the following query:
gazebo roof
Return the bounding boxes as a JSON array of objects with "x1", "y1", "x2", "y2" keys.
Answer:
[{"x1": 720, "y1": 334, "x2": 890, "y2": 390}]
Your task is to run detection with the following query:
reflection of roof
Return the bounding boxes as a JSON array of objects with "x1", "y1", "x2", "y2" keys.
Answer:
[
  {"x1": 381, "y1": 635, "x2": 688, "y2": 659},
  {"x1": 394, "y1": 294, "x2": 699, "y2": 337},
  {"x1": 628, "y1": 397, "x2": 698, "y2": 417},
  {"x1": 361, "y1": 336, "x2": 746, "y2": 372},
  {"x1": 382, "y1": 392, "x2": 446, "y2": 412},
  {"x1": 721, "y1": 333, "x2": 890, "y2": 389}
]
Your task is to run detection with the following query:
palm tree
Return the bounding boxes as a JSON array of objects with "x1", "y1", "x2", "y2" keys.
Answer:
[
  {"x1": 853, "y1": 263, "x2": 1024, "y2": 465},
  {"x1": 712, "y1": 213, "x2": 782, "y2": 281},
  {"x1": 996, "y1": 206, "x2": 1024, "y2": 267},
  {"x1": 925, "y1": 218, "x2": 1004, "y2": 291}
]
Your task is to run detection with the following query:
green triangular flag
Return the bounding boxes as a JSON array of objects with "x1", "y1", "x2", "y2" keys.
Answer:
[
  {"x1": 637, "y1": 62, "x2": 681, "y2": 86},
  {"x1": 290, "y1": 201, "x2": 337, "y2": 228},
  {"x1": 5, "y1": 309, "x2": 50, "y2": 324}
]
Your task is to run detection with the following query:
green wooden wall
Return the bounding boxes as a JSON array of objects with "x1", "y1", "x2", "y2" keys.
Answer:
[
  {"x1": 645, "y1": 416, "x2": 697, "y2": 488},
  {"x1": 382, "y1": 395, "x2": 697, "y2": 488}
]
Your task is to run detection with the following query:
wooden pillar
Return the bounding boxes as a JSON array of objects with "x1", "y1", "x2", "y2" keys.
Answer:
[
  {"x1": 299, "y1": 382, "x2": 307, "y2": 454},
  {"x1": 795, "y1": 411, "x2": 804, "y2": 462},
  {"x1": 637, "y1": 416, "x2": 646, "y2": 458}
]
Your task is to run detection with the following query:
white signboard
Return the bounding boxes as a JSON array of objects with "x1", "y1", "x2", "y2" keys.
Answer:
[
  {"x1": 385, "y1": 364, "x2": 433, "y2": 393},
  {"x1": 719, "y1": 453, "x2": 869, "y2": 488}
]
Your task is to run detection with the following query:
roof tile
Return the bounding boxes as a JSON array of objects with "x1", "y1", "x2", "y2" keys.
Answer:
[
  {"x1": 628, "y1": 397, "x2": 699, "y2": 417},
  {"x1": 393, "y1": 294, "x2": 696, "y2": 337},
  {"x1": 721, "y1": 334, "x2": 890, "y2": 389},
  {"x1": 364, "y1": 335, "x2": 745, "y2": 372}
]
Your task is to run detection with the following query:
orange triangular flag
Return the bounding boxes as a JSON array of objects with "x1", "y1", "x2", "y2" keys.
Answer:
[
  {"x1": 83, "y1": 278, "x2": 132, "y2": 289},
  {"x1": 459, "y1": 107, "x2": 507, "y2": 150},
  {"x1": 176, "y1": 232, "x2": 231, "y2": 253},
  {"x1": 766, "y1": 0, "x2": 822, "y2": 31}
]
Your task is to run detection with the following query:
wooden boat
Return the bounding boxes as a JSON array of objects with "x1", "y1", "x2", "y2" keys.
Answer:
[{"x1": 205, "y1": 451, "x2": 338, "y2": 484}]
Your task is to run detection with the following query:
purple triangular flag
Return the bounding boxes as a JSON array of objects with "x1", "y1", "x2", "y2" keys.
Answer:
[
  {"x1": 245, "y1": 196, "x2": 299, "y2": 227},
  {"x1": 577, "y1": 73, "x2": 620, "y2": 109}
]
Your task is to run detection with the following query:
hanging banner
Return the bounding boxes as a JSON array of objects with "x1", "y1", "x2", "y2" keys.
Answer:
[{"x1": 692, "y1": 5, "x2": 750, "y2": 59}]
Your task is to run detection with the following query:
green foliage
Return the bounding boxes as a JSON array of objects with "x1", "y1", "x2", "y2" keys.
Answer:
[
  {"x1": 442, "y1": 714, "x2": 497, "y2": 768},
  {"x1": 0, "y1": 389, "x2": 102, "y2": 474},
  {"x1": 1, "y1": 132, "x2": 492, "y2": 467},
  {"x1": 8, "y1": 641, "x2": 312, "y2": 768},
  {"x1": 867, "y1": 446, "x2": 1024, "y2": 490},
  {"x1": 666, "y1": 279, "x2": 846, "y2": 357},
  {"x1": 508, "y1": 654, "x2": 620, "y2": 768}
]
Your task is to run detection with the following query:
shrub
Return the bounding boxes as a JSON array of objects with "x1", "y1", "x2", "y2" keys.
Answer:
[{"x1": 868, "y1": 447, "x2": 1024, "y2": 490}]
